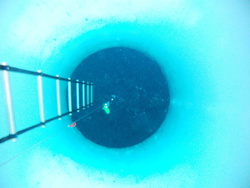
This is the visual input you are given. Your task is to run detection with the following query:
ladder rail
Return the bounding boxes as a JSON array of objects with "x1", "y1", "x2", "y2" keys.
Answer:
[
  {"x1": 0, "y1": 107, "x2": 84, "y2": 143},
  {"x1": 0, "y1": 64, "x2": 79, "y2": 83}
]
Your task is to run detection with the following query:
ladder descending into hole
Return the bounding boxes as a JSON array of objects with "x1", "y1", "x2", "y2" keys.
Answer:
[{"x1": 0, "y1": 63, "x2": 93, "y2": 144}]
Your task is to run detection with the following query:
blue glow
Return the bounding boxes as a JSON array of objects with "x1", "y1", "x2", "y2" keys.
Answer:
[{"x1": 0, "y1": 0, "x2": 250, "y2": 187}]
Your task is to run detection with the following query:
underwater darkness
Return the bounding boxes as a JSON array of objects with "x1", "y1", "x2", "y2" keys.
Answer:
[{"x1": 71, "y1": 47, "x2": 170, "y2": 148}]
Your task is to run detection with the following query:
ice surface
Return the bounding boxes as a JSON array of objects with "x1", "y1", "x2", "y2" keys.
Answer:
[{"x1": 0, "y1": 0, "x2": 250, "y2": 187}]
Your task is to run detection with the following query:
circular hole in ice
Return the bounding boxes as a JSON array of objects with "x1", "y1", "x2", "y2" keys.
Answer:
[{"x1": 71, "y1": 47, "x2": 170, "y2": 148}]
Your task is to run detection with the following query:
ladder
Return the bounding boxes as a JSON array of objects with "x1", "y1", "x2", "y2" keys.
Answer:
[{"x1": 0, "y1": 63, "x2": 93, "y2": 144}]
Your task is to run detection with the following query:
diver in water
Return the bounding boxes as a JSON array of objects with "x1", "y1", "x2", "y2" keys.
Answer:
[
  {"x1": 102, "y1": 102, "x2": 110, "y2": 114},
  {"x1": 102, "y1": 95, "x2": 116, "y2": 114}
]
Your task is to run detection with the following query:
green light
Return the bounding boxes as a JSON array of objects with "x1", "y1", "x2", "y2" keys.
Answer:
[{"x1": 102, "y1": 103, "x2": 110, "y2": 114}]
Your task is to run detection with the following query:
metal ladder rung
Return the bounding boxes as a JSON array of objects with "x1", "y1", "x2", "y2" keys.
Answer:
[
  {"x1": 37, "y1": 70, "x2": 45, "y2": 127},
  {"x1": 82, "y1": 81, "x2": 85, "y2": 109},
  {"x1": 90, "y1": 83, "x2": 93, "y2": 105},
  {"x1": 86, "y1": 82, "x2": 89, "y2": 107},
  {"x1": 68, "y1": 78, "x2": 72, "y2": 115},
  {"x1": 56, "y1": 75, "x2": 61, "y2": 119},
  {"x1": 1, "y1": 63, "x2": 17, "y2": 141},
  {"x1": 76, "y1": 80, "x2": 80, "y2": 112}
]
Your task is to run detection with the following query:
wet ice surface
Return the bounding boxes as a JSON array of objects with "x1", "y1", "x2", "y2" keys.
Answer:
[{"x1": 71, "y1": 47, "x2": 170, "y2": 148}]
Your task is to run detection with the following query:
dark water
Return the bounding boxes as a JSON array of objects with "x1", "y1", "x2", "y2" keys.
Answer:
[{"x1": 71, "y1": 47, "x2": 170, "y2": 148}]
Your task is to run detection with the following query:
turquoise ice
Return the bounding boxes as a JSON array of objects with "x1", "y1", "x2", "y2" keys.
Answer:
[{"x1": 0, "y1": 0, "x2": 250, "y2": 187}]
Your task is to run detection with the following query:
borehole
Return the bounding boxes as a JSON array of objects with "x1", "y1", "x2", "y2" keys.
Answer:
[{"x1": 71, "y1": 47, "x2": 170, "y2": 148}]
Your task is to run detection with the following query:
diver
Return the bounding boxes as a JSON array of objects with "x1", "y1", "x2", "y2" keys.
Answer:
[
  {"x1": 102, "y1": 95, "x2": 116, "y2": 114},
  {"x1": 102, "y1": 102, "x2": 110, "y2": 114}
]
